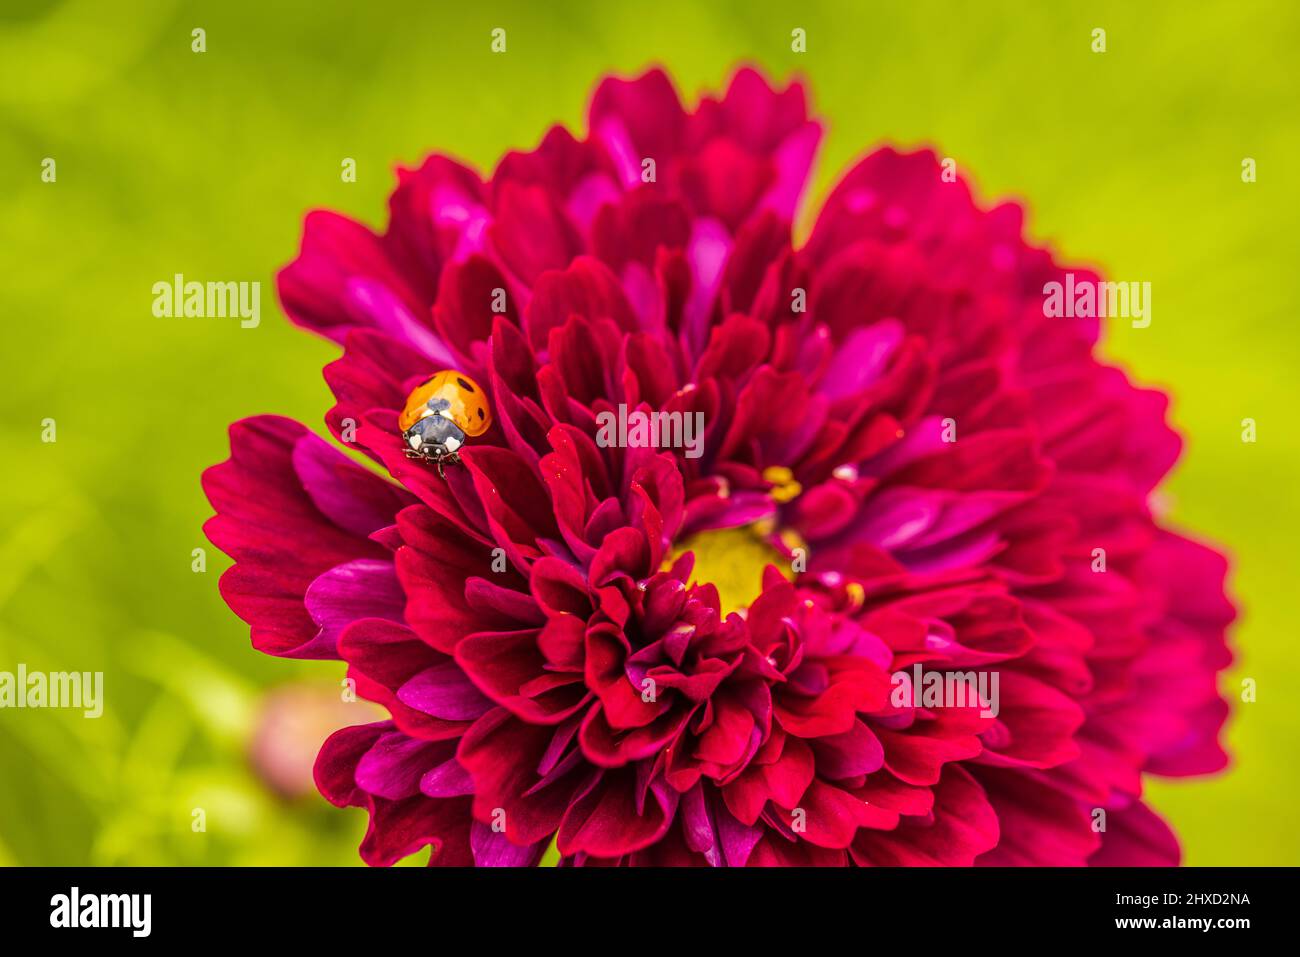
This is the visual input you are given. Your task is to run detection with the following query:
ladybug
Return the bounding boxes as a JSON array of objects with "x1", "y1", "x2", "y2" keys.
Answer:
[{"x1": 398, "y1": 370, "x2": 492, "y2": 475}]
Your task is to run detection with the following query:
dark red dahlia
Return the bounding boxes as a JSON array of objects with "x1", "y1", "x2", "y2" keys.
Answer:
[{"x1": 204, "y1": 67, "x2": 1234, "y2": 866}]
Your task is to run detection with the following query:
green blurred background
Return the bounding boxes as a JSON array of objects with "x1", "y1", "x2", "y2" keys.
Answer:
[{"x1": 1, "y1": 0, "x2": 1296, "y2": 865}]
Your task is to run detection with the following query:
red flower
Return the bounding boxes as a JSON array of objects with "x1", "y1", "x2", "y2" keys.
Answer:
[{"x1": 204, "y1": 67, "x2": 1233, "y2": 866}]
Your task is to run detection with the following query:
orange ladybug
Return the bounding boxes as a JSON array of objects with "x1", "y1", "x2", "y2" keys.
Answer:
[{"x1": 398, "y1": 370, "x2": 492, "y2": 474}]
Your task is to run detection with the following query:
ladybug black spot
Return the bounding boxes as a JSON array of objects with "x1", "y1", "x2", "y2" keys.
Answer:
[
  {"x1": 477, "y1": 408, "x2": 486, "y2": 420},
  {"x1": 456, "y1": 377, "x2": 474, "y2": 392}
]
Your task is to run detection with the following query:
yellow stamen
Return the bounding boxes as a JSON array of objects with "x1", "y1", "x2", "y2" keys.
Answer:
[{"x1": 762, "y1": 465, "x2": 803, "y2": 504}]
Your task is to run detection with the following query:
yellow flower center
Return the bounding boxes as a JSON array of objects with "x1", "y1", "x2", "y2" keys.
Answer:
[
  {"x1": 669, "y1": 524, "x2": 795, "y2": 616},
  {"x1": 662, "y1": 467, "x2": 811, "y2": 615}
]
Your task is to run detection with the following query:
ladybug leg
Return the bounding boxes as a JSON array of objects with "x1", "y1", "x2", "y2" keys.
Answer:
[{"x1": 434, "y1": 450, "x2": 461, "y2": 479}]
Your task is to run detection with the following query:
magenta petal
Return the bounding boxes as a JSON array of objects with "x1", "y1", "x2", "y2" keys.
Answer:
[
  {"x1": 204, "y1": 416, "x2": 389, "y2": 660},
  {"x1": 315, "y1": 722, "x2": 389, "y2": 807},
  {"x1": 304, "y1": 559, "x2": 406, "y2": 654},
  {"x1": 852, "y1": 487, "x2": 943, "y2": 550},
  {"x1": 343, "y1": 276, "x2": 459, "y2": 365},
  {"x1": 420, "y1": 756, "x2": 476, "y2": 798},
  {"x1": 292, "y1": 432, "x2": 414, "y2": 539},
  {"x1": 811, "y1": 720, "x2": 885, "y2": 779},
  {"x1": 1089, "y1": 801, "x2": 1180, "y2": 866},
  {"x1": 819, "y1": 319, "x2": 904, "y2": 399},
  {"x1": 470, "y1": 822, "x2": 545, "y2": 867},
  {"x1": 717, "y1": 801, "x2": 764, "y2": 867},
  {"x1": 354, "y1": 732, "x2": 443, "y2": 800},
  {"x1": 399, "y1": 661, "x2": 496, "y2": 721},
  {"x1": 763, "y1": 122, "x2": 822, "y2": 220}
]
